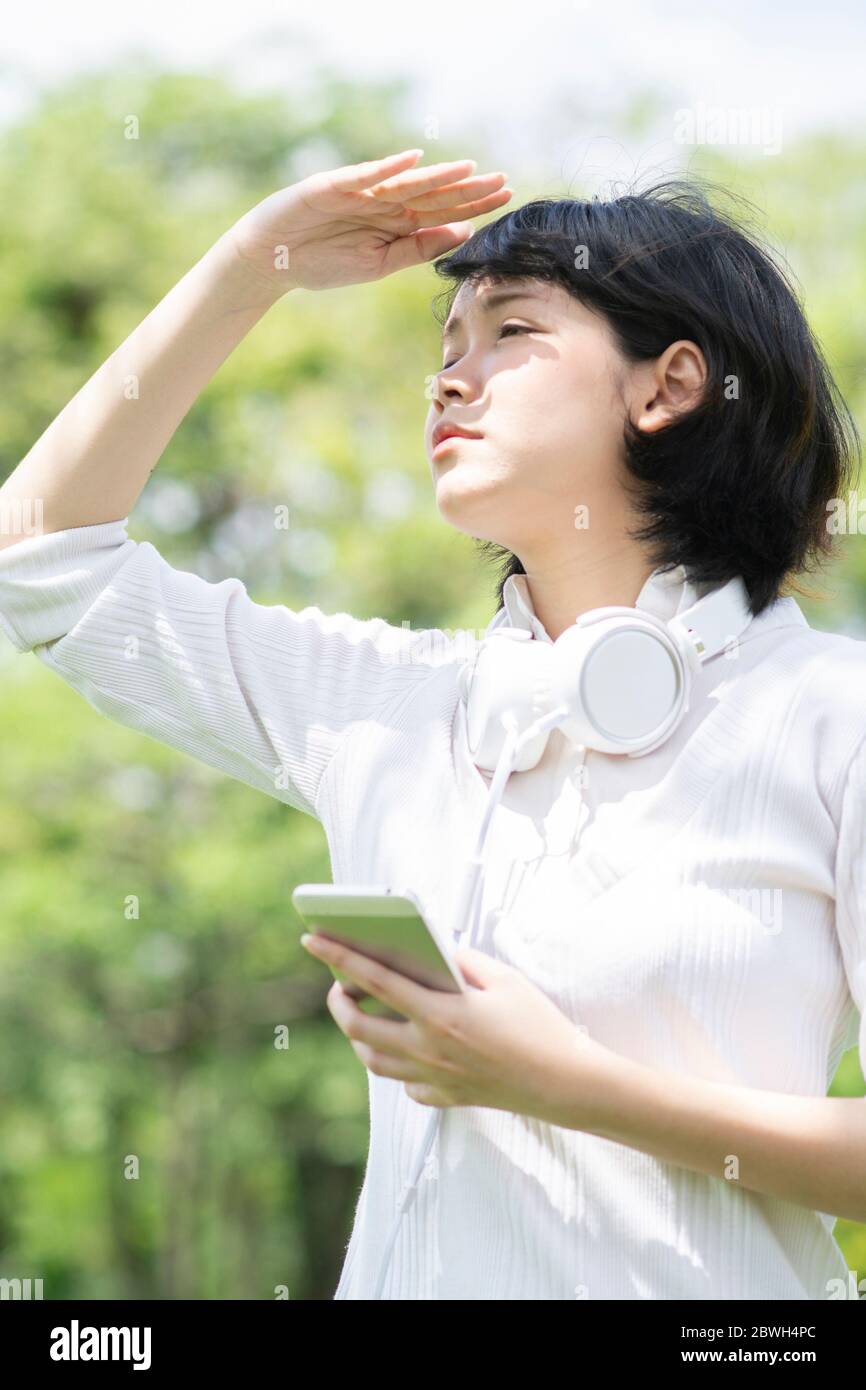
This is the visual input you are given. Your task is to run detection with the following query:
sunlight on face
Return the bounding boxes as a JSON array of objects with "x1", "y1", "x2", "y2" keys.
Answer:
[{"x1": 425, "y1": 275, "x2": 631, "y2": 554}]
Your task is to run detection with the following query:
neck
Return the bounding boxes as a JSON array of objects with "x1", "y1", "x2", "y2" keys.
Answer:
[{"x1": 514, "y1": 545, "x2": 657, "y2": 641}]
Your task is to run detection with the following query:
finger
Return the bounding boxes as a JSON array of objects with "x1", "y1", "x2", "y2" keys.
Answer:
[
  {"x1": 327, "y1": 980, "x2": 414, "y2": 1054},
  {"x1": 379, "y1": 223, "x2": 476, "y2": 273},
  {"x1": 368, "y1": 158, "x2": 479, "y2": 199},
  {"x1": 405, "y1": 1081, "x2": 450, "y2": 1107},
  {"x1": 328, "y1": 990, "x2": 455, "y2": 1087},
  {"x1": 406, "y1": 187, "x2": 514, "y2": 229},
  {"x1": 330, "y1": 148, "x2": 425, "y2": 192},
  {"x1": 305, "y1": 932, "x2": 437, "y2": 1024},
  {"x1": 378, "y1": 172, "x2": 508, "y2": 213},
  {"x1": 353, "y1": 1039, "x2": 421, "y2": 1081}
]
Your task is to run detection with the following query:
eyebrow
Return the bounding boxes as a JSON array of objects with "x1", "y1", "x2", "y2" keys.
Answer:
[{"x1": 441, "y1": 288, "x2": 542, "y2": 346}]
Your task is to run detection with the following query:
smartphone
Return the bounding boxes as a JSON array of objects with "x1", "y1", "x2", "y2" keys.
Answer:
[{"x1": 291, "y1": 884, "x2": 468, "y2": 1020}]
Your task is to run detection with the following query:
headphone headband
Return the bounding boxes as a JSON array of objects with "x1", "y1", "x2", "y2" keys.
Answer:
[{"x1": 668, "y1": 573, "x2": 752, "y2": 663}]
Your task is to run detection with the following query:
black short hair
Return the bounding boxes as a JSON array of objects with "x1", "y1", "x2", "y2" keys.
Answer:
[{"x1": 431, "y1": 176, "x2": 860, "y2": 620}]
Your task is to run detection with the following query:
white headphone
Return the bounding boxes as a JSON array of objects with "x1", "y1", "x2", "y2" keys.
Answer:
[
  {"x1": 459, "y1": 573, "x2": 754, "y2": 772},
  {"x1": 371, "y1": 571, "x2": 753, "y2": 1298}
]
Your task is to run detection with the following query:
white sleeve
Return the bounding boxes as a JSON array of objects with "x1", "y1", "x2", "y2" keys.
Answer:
[
  {"x1": 0, "y1": 517, "x2": 455, "y2": 819},
  {"x1": 834, "y1": 733, "x2": 866, "y2": 1083}
]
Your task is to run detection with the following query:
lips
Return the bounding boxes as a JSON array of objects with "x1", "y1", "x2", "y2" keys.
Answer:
[{"x1": 432, "y1": 424, "x2": 483, "y2": 449}]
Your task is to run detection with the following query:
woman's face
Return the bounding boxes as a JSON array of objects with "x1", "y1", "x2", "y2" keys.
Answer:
[{"x1": 425, "y1": 274, "x2": 634, "y2": 557}]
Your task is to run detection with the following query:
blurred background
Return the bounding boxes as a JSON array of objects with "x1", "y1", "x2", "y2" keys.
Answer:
[{"x1": 0, "y1": 0, "x2": 864, "y2": 1300}]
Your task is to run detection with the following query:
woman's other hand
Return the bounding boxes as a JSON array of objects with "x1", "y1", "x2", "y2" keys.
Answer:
[{"x1": 300, "y1": 932, "x2": 616, "y2": 1125}]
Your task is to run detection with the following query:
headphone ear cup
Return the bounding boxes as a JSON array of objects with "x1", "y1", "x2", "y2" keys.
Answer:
[
  {"x1": 550, "y1": 619, "x2": 688, "y2": 753},
  {"x1": 465, "y1": 633, "x2": 557, "y2": 773}
]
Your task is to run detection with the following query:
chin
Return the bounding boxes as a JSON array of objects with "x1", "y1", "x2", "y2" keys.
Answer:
[
  {"x1": 436, "y1": 465, "x2": 501, "y2": 506},
  {"x1": 436, "y1": 496, "x2": 507, "y2": 545}
]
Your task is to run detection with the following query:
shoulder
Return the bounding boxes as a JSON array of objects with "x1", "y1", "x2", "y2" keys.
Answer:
[
  {"x1": 792, "y1": 623, "x2": 866, "y2": 810},
  {"x1": 742, "y1": 596, "x2": 866, "y2": 701},
  {"x1": 730, "y1": 600, "x2": 866, "y2": 807},
  {"x1": 787, "y1": 621, "x2": 866, "y2": 710}
]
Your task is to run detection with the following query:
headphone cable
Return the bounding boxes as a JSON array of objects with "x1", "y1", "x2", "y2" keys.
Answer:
[{"x1": 369, "y1": 703, "x2": 569, "y2": 1298}]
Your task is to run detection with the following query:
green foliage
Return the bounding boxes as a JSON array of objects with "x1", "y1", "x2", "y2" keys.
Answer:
[{"x1": 1, "y1": 65, "x2": 864, "y2": 1298}]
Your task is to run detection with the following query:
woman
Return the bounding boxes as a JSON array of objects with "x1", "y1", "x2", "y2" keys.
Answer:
[{"x1": 0, "y1": 150, "x2": 864, "y2": 1301}]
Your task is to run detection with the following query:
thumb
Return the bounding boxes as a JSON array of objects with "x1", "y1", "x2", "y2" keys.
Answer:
[
  {"x1": 415, "y1": 221, "x2": 476, "y2": 261},
  {"x1": 383, "y1": 221, "x2": 475, "y2": 274},
  {"x1": 454, "y1": 945, "x2": 507, "y2": 987}
]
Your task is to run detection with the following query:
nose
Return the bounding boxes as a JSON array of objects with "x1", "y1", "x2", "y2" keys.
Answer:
[{"x1": 432, "y1": 361, "x2": 477, "y2": 407}]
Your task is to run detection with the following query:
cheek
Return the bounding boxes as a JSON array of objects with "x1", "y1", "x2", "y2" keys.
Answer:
[
  {"x1": 490, "y1": 365, "x2": 593, "y2": 459},
  {"x1": 496, "y1": 357, "x2": 589, "y2": 419},
  {"x1": 513, "y1": 357, "x2": 621, "y2": 448}
]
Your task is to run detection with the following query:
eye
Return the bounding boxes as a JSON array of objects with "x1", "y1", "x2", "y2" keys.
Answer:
[{"x1": 440, "y1": 324, "x2": 533, "y2": 371}]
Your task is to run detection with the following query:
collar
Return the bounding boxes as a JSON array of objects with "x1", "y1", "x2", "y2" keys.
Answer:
[{"x1": 486, "y1": 564, "x2": 809, "y2": 644}]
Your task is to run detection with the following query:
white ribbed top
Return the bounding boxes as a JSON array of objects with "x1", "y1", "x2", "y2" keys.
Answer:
[{"x1": 1, "y1": 516, "x2": 865, "y2": 1300}]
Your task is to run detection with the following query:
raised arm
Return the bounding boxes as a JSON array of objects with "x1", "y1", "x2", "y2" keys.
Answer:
[
  {"x1": 0, "y1": 235, "x2": 282, "y2": 545},
  {"x1": 0, "y1": 152, "x2": 508, "y2": 817},
  {"x1": 0, "y1": 148, "x2": 510, "y2": 548}
]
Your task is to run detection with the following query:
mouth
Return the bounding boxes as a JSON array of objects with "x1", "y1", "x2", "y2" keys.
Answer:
[{"x1": 432, "y1": 432, "x2": 483, "y2": 457}]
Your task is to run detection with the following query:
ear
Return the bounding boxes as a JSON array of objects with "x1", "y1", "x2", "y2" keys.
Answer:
[{"x1": 632, "y1": 339, "x2": 708, "y2": 434}]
